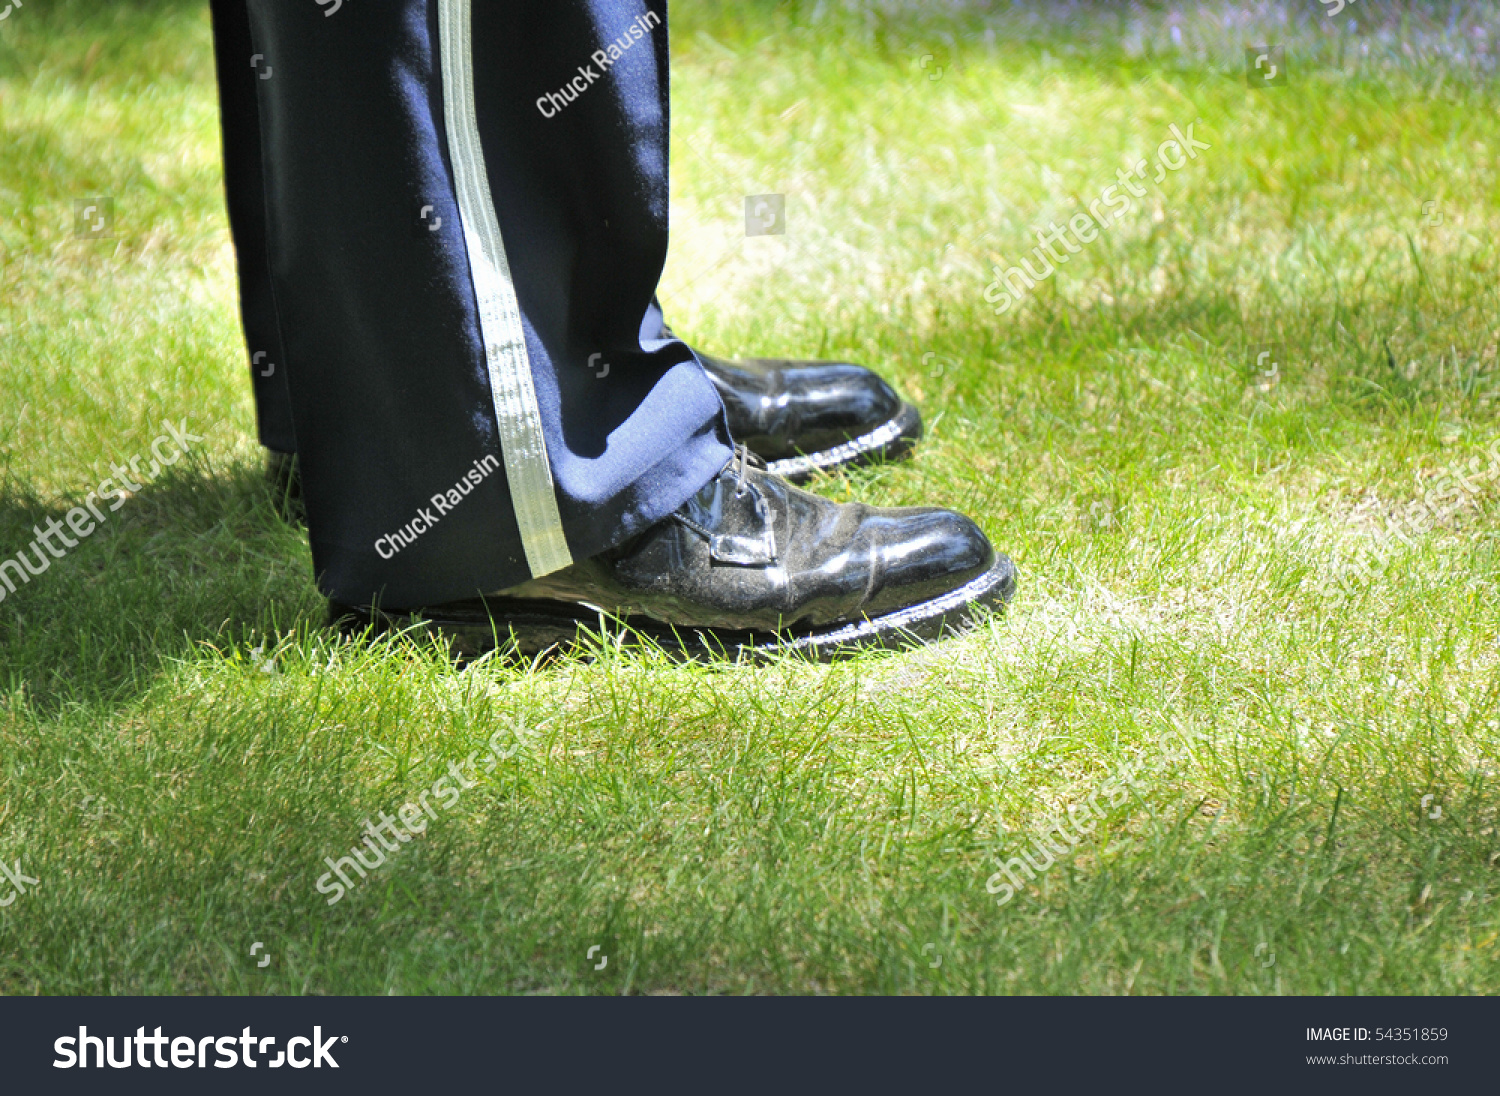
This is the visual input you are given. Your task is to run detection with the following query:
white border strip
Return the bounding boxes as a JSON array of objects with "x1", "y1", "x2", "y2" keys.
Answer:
[{"x1": 437, "y1": 0, "x2": 572, "y2": 577}]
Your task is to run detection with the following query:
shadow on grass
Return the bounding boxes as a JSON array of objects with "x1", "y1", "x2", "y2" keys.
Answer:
[{"x1": 0, "y1": 459, "x2": 320, "y2": 713}]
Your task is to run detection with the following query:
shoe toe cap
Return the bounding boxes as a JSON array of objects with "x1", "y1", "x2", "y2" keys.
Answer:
[
  {"x1": 862, "y1": 507, "x2": 997, "y2": 617},
  {"x1": 792, "y1": 360, "x2": 904, "y2": 428},
  {"x1": 743, "y1": 359, "x2": 905, "y2": 453}
]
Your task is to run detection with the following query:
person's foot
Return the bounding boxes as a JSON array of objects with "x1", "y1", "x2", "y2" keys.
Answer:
[
  {"x1": 266, "y1": 349, "x2": 921, "y2": 524},
  {"x1": 331, "y1": 449, "x2": 1014, "y2": 660}
]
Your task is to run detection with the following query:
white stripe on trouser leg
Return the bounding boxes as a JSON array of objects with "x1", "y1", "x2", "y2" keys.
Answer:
[{"x1": 437, "y1": 0, "x2": 573, "y2": 578}]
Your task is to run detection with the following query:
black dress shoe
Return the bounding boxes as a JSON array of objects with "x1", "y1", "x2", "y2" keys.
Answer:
[
  {"x1": 266, "y1": 349, "x2": 921, "y2": 523},
  {"x1": 331, "y1": 450, "x2": 1014, "y2": 660},
  {"x1": 697, "y1": 352, "x2": 922, "y2": 481}
]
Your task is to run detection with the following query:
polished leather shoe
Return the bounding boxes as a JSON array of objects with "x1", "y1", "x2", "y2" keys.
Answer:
[
  {"x1": 267, "y1": 349, "x2": 921, "y2": 523},
  {"x1": 697, "y1": 351, "x2": 922, "y2": 481},
  {"x1": 331, "y1": 450, "x2": 1014, "y2": 660}
]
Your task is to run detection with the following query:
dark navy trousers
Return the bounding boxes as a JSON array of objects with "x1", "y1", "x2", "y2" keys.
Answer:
[{"x1": 209, "y1": 0, "x2": 731, "y2": 610}]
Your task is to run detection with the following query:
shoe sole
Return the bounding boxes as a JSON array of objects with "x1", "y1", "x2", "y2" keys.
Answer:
[
  {"x1": 331, "y1": 554, "x2": 1015, "y2": 663},
  {"x1": 764, "y1": 402, "x2": 922, "y2": 483}
]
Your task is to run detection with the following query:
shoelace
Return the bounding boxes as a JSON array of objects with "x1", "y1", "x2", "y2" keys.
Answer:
[
  {"x1": 731, "y1": 443, "x2": 750, "y2": 499},
  {"x1": 668, "y1": 443, "x2": 777, "y2": 562},
  {"x1": 729, "y1": 443, "x2": 768, "y2": 500}
]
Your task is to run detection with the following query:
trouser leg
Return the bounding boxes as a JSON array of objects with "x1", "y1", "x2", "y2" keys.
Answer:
[
  {"x1": 209, "y1": 0, "x2": 297, "y2": 454},
  {"x1": 217, "y1": 0, "x2": 731, "y2": 609}
]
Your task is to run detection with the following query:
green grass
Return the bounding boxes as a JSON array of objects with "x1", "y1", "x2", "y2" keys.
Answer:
[{"x1": 2, "y1": 0, "x2": 1498, "y2": 994}]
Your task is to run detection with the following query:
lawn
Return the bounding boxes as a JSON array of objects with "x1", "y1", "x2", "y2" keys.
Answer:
[{"x1": 1, "y1": 0, "x2": 1497, "y2": 994}]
